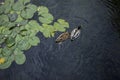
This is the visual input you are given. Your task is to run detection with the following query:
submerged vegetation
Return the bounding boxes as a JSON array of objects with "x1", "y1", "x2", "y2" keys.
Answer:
[{"x1": 0, "y1": 0, "x2": 69, "y2": 69}]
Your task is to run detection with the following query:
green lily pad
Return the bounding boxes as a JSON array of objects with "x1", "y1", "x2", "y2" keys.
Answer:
[
  {"x1": 10, "y1": 27, "x2": 21, "y2": 37},
  {"x1": 21, "y1": 4, "x2": 37, "y2": 19},
  {"x1": 0, "y1": 14, "x2": 9, "y2": 23},
  {"x1": 7, "y1": 22, "x2": 16, "y2": 28},
  {"x1": 57, "y1": 19, "x2": 69, "y2": 28},
  {"x1": 15, "y1": 34, "x2": 23, "y2": 42},
  {"x1": 39, "y1": 13, "x2": 54, "y2": 24},
  {"x1": 14, "y1": 49, "x2": 26, "y2": 65},
  {"x1": 0, "y1": 57, "x2": 12, "y2": 69},
  {"x1": 53, "y1": 19, "x2": 69, "y2": 32},
  {"x1": 23, "y1": 0, "x2": 30, "y2": 5},
  {"x1": 29, "y1": 36, "x2": 40, "y2": 46},
  {"x1": 37, "y1": 6, "x2": 49, "y2": 15},
  {"x1": 6, "y1": 37, "x2": 15, "y2": 47},
  {"x1": 25, "y1": 20, "x2": 43, "y2": 33},
  {"x1": 1, "y1": 27, "x2": 11, "y2": 35},
  {"x1": 2, "y1": 47, "x2": 13, "y2": 56},
  {"x1": 54, "y1": 22, "x2": 65, "y2": 32},
  {"x1": 4, "y1": 0, "x2": 14, "y2": 13},
  {"x1": 17, "y1": 39, "x2": 31, "y2": 50},
  {"x1": 12, "y1": 1, "x2": 25, "y2": 11},
  {"x1": 0, "y1": 5, "x2": 4, "y2": 14},
  {"x1": 8, "y1": 13, "x2": 18, "y2": 22},
  {"x1": 41, "y1": 24, "x2": 55, "y2": 37},
  {"x1": 15, "y1": 15, "x2": 23, "y2": 22}
]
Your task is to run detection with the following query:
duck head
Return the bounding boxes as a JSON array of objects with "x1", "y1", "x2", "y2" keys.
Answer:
[{"x1": 77, "y1": 25, "x2": 81, "y2": 30}]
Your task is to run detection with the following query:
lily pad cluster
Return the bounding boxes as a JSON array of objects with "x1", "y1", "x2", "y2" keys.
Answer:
[{"x1": 0, "y1": 0, "x2": 69, "y2": 69}]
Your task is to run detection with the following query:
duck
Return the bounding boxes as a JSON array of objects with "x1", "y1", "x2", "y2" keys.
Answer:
[
  {"x1": 55, "y1": 32, "x2": 70, "y2": 44},
  {"x1": 70, "y1": 26, "x2": 81, "y2": 41}
]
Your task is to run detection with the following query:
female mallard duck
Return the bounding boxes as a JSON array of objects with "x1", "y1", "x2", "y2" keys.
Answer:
[
  {"x1": 70, "y1": 26, "x2": 81, "y2": 41},
  {"x1": 55, "y1": 32, "x2": 70, "y2": 44}
]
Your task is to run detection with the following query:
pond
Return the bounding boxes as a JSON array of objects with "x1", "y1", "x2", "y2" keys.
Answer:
[{"x1": 0, "y1": 0, "x2": 120, "y2": 80}]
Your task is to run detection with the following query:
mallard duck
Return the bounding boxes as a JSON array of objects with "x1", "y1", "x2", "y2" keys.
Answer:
[
  {"x1": 70, "y1": 26, "x2": 81, "y2": 41},
  {"x1": 55, "y1": 32, "x2": 70, "y2": 44}
]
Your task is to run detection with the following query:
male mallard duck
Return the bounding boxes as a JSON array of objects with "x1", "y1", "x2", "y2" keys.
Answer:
[
  {"x1": 55, "y1": 32, "x2": 70, "y2": 44},
  {"x1": 70, "y1": 26, "x2": 81, "y2": 41}
]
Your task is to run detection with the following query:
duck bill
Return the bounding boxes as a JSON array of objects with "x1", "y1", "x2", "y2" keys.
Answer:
[{"x1": 55, "y1": 40, "x2": 61, "y2": 43}]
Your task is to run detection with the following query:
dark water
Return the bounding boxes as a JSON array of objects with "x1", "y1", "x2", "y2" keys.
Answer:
[{"x1": 0, "y1": 0, "x2": 120, "y2": 80}]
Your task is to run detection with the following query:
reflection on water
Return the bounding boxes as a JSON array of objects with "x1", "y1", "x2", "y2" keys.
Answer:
[{"x1": 103, "y1": 0, "x2": 120, "y2": 36}]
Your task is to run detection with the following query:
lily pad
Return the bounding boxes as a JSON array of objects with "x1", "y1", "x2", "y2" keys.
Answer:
[
  {"x1": 37, "y1": 6, "x2": 49, "y2": 15},
  {"x1": 6, "y1": 37, "x2": 15, "y2": 47},
  {"x1": 8, "y1": 13, "x2": 18, "y2": 22},
  {"x1": 57, "y1": 19, "x2": 69, "y2": 28},
  {"x1": 12, "y1": 1, "x2": 25, "y2": 11},
  {"x1": 53, "y1": 19, "x2": 69, "y2": 32},
  {"x1": 14, "y1": 49, "x2": 26, "y2": 64},
  {"x1": 2, "y1": 47, "x2": 13, "y2": 56},
  {"x1": 28, "y1": 36, "x2": 40, "y2": 46},
  {"x1": 21, "y1": 4, "x2": 37, "y2": 19},
  {"x1": 0, "y1": 57, "x2": 12, "y2": 69},
  {"x1": 39, "y1": 13, "x2": 54, "y2": 24},
  {"x1": 15, "y1": 34, "x2": 23, "y2": 42},
  {"x1": 41, "y1": 24, "x2": 55, "y2": 37},
  {"x1": 4, "y1": 0, "x2": 14, "y2": 13},
  {"x1": 23, "y1": 0, "x2": 30, "y2": 5},
  {"x1": 17, "y1": 39, "x2": 31, "y2": 50}
]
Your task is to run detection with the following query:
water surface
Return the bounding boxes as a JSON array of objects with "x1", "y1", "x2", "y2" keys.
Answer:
[{"x1": 0, "y1": 0, "x2": 120, "y2": 80}]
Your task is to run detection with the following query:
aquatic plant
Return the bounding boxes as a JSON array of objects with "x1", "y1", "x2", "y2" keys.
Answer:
[{"x1": 0, "y1": 0, "x2": 69, "y2": 69}]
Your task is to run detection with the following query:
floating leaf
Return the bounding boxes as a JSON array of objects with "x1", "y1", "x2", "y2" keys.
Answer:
[
  {"x1": 15, "y1": 15, "x2": 23, "y2": 22},
  {"x1": 0, "y1": 57, "x2": 12, "y2": 69},
  {"x1": 4, "y1": 0, "x2": 14, "y2": 13},
  {"x1": 0, "y1": 27, "x2": 11, "y2": 35},
  {"x1": 2, "y1": 47, "x2": 13, "y2": 56},
  {"x1": 17, "y1": 39, "x2": 31, "y2": 50},
  {"x1": 37, "y1": 6, "x2": 49, "y2": 15},
  {"x1": 39, "y1": 13, "x2": 54, "y2": 24},
  {"x1": 54, "y1": 22, "x2": 65, "y2": 32},
  {"x1": 28, "y1": 36, "x2": 40, "y2": 46},
  {"x1": 19, "y1": 20, "x2": 28, "y2": 26},
  {"x1": 10, "y1": 27, "x2": 21, "y2": 37},
  {"x1": 0, "y1": 14, "x2": 9, "y2": 23},
  {"x1": 20, "y1": 30, "x2": 28, "y2": 36},
  {"x1": 0, "y1": 48, "x2": 2, "y2": 54},
  {"x1": 25, "y1": 20, "x2": 43, "y2": 32},
  {"x1": 0, "y1": 33, "x2": 5, "y2": 43},
  {"x1": 21, "y1": 4, "x2": 37, "y2": 19},
  {"x1": 6, "y1": 37, "x2": 15, "y2": 47},
  {"x1": 14, "y1": 49, "x2": 26, "y2": 64},
  {"x1": 57, "y1": 19, "x2": 69, "y2": 28},
  {"x1": 15, "y1": 34, "x2": 23, "y2": 42},
  {"x1": 38, "y1": 6, "x2": 54, "y2": 24},
  {"x1": 23, "y1": 0, "x2": 30, "y2": 5},
  {"x1": 41, "y1": 24, "x2": 55, "y2": 37},
  {"x1": 12, "y1": 1, "x2": 25, "y2": 11},
  {"x1": 7, "y1": 22, "x2": 16, "y2": 28},
  {"x1": 53, "y1": 19, "x2": 69, "y2": 32},
  {"x1": 8, "y1": 13, "x2": 18, "y2": 22},
  {"x1": 0, "y1": 5, "x2": 4, "y2": 14},
  {"x1": 26, "y1": 4, "x2": 37, "y2": 12}
]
